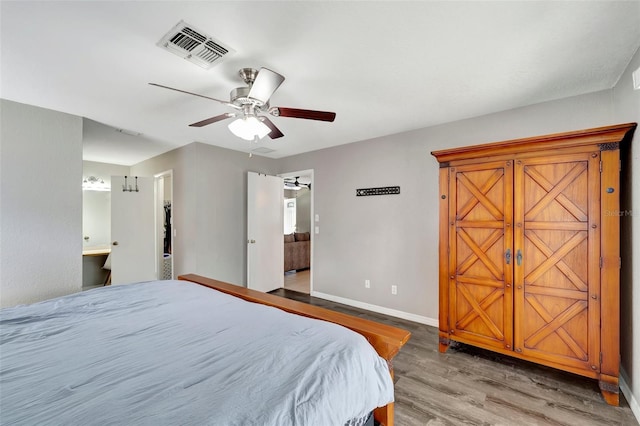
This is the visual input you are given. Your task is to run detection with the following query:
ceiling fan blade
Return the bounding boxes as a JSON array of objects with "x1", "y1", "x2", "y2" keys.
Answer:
[
  {"x1": 149, "y1": 83, "x2": 240, "y2": 110},
  {"x1": 189, "y1": 113, "x2": 235, "y2": 127},
  {"x1": 247, "y1": 68, "x2": 285, "y2": 104},
  {"x1": 260, "y1": 117, "x2": 284, "y2": 139},
  {"x1": 271, "y1": 107, "x2": 336, "y2": 122}
]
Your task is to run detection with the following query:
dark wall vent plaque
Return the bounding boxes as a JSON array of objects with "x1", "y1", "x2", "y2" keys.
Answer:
[{"x1": 356, "y1": 186, "x2": 400, "y2": 197}]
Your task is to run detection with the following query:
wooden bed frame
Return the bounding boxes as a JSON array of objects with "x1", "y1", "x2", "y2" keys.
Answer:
[{"x1": 179, "y1": 274, "x2": 411, "y2": 426}]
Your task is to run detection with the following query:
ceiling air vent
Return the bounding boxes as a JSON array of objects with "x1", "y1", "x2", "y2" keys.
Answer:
[{"x1": 157, "y1": 20, "x2": 234, "y2": 69}]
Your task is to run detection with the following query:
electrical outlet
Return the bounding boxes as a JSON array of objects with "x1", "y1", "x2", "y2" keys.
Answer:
[
  {"x1": 391, "y1": 285, "x2": 397, "y2": 295},
  {"x1": 365, "y1": 279, "x2": 370, "y2": 288}
]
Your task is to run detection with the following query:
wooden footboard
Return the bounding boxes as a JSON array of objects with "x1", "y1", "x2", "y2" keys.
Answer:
[{"x1": 179, "y1": 274, "x2": 411, "y2": 426}]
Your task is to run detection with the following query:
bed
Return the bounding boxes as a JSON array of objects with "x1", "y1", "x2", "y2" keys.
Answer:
[{"x1": 0, "y1": 274, "x2": 410, "y2": 425}]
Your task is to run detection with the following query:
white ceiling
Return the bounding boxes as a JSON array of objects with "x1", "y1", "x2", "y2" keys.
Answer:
[{"x1": 2, "y1": 1, "x2": 639, "y2": 166}]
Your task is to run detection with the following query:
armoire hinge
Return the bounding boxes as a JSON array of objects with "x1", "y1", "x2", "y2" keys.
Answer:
[
  {"x1": 599, "y1": 161, "x2": 602, "y2": 173},
  {"x1": 600, "y1": 352, "x2": 603, "y2": 365},
  {"x1": 600, "y1": 257, "x2": 603, "y2": 268}
]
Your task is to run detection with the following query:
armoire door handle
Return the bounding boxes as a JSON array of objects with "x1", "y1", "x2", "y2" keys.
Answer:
[
  {"x1": 516, "y1": 249, "x2": 522, "y2": 266},
  {"x1": 505, "y1": 249, "x2": 511, "y2": 265}
]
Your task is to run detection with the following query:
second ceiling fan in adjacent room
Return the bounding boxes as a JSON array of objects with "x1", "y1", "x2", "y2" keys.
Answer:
[{"x1": 284, "y1": 177, "x2": 311, "y2": 190}]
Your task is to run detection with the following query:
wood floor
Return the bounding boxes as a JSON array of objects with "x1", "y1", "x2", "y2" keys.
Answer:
[
  {"x1": 283, "y1": 269, "x2": 310, "y2": 294},
  {"x1": 269, "y1": 289, "x2": 638, "y2": 426}
]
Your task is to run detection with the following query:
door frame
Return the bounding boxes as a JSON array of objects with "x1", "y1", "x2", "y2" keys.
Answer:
[
  {"x1": 155, "y1": 170, "x2": 174, "y2": 280},
  {"x1": 279, "y1": 169, "x2": 314, "y2": 294}
]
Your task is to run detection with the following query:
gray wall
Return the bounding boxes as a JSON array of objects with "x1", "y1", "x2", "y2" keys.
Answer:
[
  {"x1": 613, "y1": 46, "x2": 640, "y2": 415},
  {"x1": 295, "y1": 188, "x2": 311, "y2": 233},
  {"x1": 131, "y1": 143, "x2": 196, "y2": 279},
  {"x1": 131, "y1": 142, "x2": 279, "y2": 285},
  {"x1": 278, "y1": 89, "x2": 615, "y2": 320},
  {"x1": 0, "y1": 99, "x2": 83, "y2": 307}
]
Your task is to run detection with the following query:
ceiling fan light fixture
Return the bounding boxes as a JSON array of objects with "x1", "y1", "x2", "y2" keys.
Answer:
[{"x1": 227, "y1": 116, "x2": 270, "y2": 141}]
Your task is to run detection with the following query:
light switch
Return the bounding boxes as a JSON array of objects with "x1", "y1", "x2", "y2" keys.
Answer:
[
  {"x1": 315, "y1": 214, "x2": 320, "y2": 222},
  {"x1": 315, "y1": 226, "x2": 320, "y2": 234}
]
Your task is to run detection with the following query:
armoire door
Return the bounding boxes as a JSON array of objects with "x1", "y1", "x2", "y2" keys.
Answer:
[
  {"x1": 513, "y1": 152, "x2": 601, "y2": 372},
  {"x1": 448, "y1": 160, "x2": 513, "y2": 351}
]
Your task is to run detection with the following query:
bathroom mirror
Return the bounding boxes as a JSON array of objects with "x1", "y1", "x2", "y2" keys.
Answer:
[{"x1": 82, "y1": 188, "x2": 111, "y2": 249}]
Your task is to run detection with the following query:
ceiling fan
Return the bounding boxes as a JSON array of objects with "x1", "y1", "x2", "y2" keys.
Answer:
[
  {"x1": 284, "y1": 177, "x2": 310, "y2": 190},
  {"x1": 149, "y1": 67, "x2": 336, "y2": 141}
]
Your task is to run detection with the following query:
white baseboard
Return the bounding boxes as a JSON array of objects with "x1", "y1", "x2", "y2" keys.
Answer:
[
  {"x1": 620, "y1": 367, "x2": 640, "y2": 423},
  {"x1": 311, "y1": 291, "x2": 438, "y2": 327}
]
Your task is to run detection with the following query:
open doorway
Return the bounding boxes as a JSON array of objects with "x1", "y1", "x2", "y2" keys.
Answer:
[
  {"x1": 155, "y1": 170, "x2": 173, "y2": 280},
  {"x1": 281, "y1": 170, "x2": 313, "y2": 294}
]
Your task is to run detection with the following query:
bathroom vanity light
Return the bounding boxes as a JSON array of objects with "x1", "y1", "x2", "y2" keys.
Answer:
[{"x1": 82, "y1": 176, "x2": 110, "y2": 191}]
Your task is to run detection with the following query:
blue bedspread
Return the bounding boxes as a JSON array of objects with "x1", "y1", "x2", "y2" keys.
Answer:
[{"x1": 0, "y1": 280, "x2": 393, "y2": 425}]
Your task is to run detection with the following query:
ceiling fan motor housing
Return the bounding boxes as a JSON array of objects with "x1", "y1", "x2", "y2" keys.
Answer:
[{"x1": 230, "y1": 86, "x2": 267, "y2": 109}]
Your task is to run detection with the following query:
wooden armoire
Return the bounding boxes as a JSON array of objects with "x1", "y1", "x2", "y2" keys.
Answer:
[{"x1": 431, "y1": 123, "x2": 636, "y2": 405}]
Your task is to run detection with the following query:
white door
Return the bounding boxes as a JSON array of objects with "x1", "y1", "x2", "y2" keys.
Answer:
[
  {"x1": 247, "y1": 172, "x2": 284, "y2": 292},
  {"x1": 111, "y1": 176, "x2": 156, "y2": 285}
]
